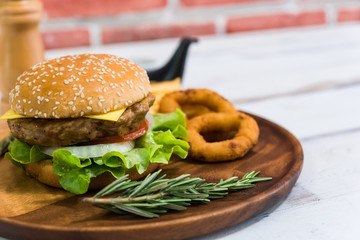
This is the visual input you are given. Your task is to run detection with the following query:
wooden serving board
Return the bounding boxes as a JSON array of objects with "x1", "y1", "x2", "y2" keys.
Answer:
[{"x1": 0, "y1": 113, "x2": 303, "y2": 240}]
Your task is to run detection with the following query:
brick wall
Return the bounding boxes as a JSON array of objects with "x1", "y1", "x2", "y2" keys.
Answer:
[{"x1": 40, "y1": 0, "x2": 360, "y2": 50}]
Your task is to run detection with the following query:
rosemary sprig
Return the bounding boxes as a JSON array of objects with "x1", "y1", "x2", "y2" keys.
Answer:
[{"x1": 83, "y1": 170, "x2": 272, "y2": 218}]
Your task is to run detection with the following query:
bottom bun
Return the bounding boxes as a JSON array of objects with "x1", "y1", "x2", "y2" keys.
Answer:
[{"x1": 24, "y1": 160, "x2": 160, "y2": 191}]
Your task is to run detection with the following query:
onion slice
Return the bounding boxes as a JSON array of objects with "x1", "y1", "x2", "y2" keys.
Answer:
[
  {"x1": 41, "y1": 140, "x2": 135, "y2": 159},
  {"x1": 146, "y1": 112, "x2": 154, "y2": 131}
]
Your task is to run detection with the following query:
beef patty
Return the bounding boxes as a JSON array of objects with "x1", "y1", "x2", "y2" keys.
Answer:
[{"x1": 8, "y1": 93, "x2": 155, "y2": 146}]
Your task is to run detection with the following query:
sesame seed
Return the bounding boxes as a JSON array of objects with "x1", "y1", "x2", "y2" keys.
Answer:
[
  {"x1": 55, "y1": 101, "x2": 60, "y2": 105},
  {"x1": 68, "y1": 101, "x2": 73, "y2": 105},
  {"x1": 98, "y1": 102, "x2": 102, "y2": 107}
]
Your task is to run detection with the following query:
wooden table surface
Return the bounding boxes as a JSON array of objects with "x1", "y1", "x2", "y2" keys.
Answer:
[{"x1": 2, "y1": 23, "x2": 360, "y2": 239}]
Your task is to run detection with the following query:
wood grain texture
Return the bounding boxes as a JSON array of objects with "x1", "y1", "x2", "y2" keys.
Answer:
[{"x1": 0, "y1": 114, "x2": 303, "y2": 240}]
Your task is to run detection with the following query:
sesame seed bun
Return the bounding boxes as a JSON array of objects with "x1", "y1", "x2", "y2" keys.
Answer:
[{"x1": 9, "y1": 54, "x2": 150, "y2": 118}]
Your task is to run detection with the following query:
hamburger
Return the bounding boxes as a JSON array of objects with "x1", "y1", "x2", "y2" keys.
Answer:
[{"x1": 1, "y1": 54, "x2": 189, "y2": 194}]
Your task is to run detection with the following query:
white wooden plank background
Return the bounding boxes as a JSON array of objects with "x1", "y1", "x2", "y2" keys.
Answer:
[{"x1": 3, "y1": 22, "x2": 357, "y2": 240}]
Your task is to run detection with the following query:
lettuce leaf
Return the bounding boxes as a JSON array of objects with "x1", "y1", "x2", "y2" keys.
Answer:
[
  {"x1": 6, "y1": 109, "x2": 189, "y2": 194},
  {"x1": 6, "y1": 139, "x2": 48, "y2": 164}
]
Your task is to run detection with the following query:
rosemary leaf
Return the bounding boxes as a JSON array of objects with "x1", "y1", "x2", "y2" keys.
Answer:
[
  {"x1": 137, "y1": 182, "x2": 168, "y2": 195},
  {"x1": 160, "y1": 203, "x2": 188, "y2": 211},
  {"x1": 128, "y1": 170, "x2": 162, "y2": 198},
  {"x1": 94, "y1": 174, "x2": 129, "y2": 198},
  {"x1": 114, "y1": 203, "x2": 160, "y2": 218}
]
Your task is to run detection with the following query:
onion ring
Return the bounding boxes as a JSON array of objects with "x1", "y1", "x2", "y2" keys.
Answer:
[
  {"x1": 186, "y1": 112, "x2": 259, "y2": 162},
  {"x1": 159, "y1": 89, "x2": 237, "y2": 119}
]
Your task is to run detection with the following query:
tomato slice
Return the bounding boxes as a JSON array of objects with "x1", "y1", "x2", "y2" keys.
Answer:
[{"x1": 82, "y1": 120, "x2": 148, "y2": 145}]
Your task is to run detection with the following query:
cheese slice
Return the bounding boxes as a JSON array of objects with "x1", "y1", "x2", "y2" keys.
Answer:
[
  {"x1": 85, "y1": 108, "x2": 126, "y2": 121},
  {"x1": 0, "y1": 108, "x2": 126, "y2": 122},
  {"x1": 0, "y1": 109, "x2": 28, "y2": 120}
]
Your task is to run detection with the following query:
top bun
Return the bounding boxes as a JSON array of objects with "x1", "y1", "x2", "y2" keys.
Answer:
[{"x1": 9, "y1": 54, "x2": 150, "y2": 118}]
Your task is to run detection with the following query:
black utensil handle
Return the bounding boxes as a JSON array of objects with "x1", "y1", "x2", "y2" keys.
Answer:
[{"x1": 147, "y1": 37, "x2": 198, "y2": 82}]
